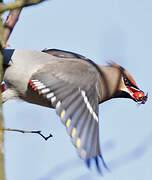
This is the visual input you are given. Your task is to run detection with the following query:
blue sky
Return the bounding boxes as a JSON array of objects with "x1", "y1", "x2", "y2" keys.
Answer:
[{"x1": 3, "y1": 0, "x2": 152, "y2": 180}]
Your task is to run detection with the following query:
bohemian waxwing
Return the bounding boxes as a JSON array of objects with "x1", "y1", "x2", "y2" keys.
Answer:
[{"x1": 2, "y1": 48, "x2": 147, "y2": 174}]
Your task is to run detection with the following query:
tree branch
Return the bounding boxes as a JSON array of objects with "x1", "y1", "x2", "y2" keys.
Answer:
[
  {"x1": 0, "y1": 0, "x2": 48, "y2": 179},
  {"x1": 0, "y1": 0, "x2": 47, "y2": 13},
  {"x1": 3, "y1": 128, "x2": 53, "y2": 141},
  {"x1": 2, "y1": 8, "x2": 22, "y2": 47},
  {"x1": 0, "y1": 1, "x2": 5, "y2": 179}
]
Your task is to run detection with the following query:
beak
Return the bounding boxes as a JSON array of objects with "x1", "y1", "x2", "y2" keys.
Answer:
[{"x1": 127, "y1": 86, "x2": 148, "y2": 104}]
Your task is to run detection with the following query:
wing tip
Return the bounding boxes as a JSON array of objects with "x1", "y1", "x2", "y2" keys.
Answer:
[
  {"x1": 85, "y1": 159, "x2": 91, "y2": 168},
  {"x1": 85, "y1": 155, "x2": 110, "y2": 175},
  {"x1": 94, "y1": 157, "x2": 103, "y2": 175},
  {"x1": 99, "y1": 155, "x2": 110, "y2": 172}
]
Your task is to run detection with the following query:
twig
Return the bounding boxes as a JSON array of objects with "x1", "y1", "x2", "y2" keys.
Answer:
[
  {"x1": 0, "y1": 0, "x2": 47, "y2": 13},
  {"x1": 2, "y1": 8, "x2": 22, "y2": 48},
  {"x1": 3, "y1": 128, "x2": 53, "y2": 141}
]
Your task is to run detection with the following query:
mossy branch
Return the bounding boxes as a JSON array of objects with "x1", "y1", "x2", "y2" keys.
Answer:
[{"x1": 0, "y1": 0, "x2": 47, "y2": 13}]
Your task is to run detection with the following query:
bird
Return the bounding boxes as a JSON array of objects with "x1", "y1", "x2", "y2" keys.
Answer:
[{"x1": 2, "y1": 48, "x2": 147, "y2": 174}]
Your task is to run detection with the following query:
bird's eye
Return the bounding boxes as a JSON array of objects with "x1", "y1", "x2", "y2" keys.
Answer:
[{"x1": 123, "y1": 76, "x2": 131, "y2": 86}]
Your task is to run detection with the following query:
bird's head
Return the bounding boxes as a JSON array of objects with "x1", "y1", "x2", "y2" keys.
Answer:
[{"x1": 99, "y1": 62, "x2": 147, "y2": 104}]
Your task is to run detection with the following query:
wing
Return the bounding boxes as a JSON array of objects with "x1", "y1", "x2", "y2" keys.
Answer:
[
  {"x1": 42, "y1": 48, "x2": 88, "y2": 60},
  {"x1": 27, "y1": 61, "x2": 108, "y2": 173}
]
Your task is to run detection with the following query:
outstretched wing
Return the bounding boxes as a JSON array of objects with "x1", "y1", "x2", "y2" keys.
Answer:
[{"x1": 27, "y1": 61, "x2": 108, "y2": 173}]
